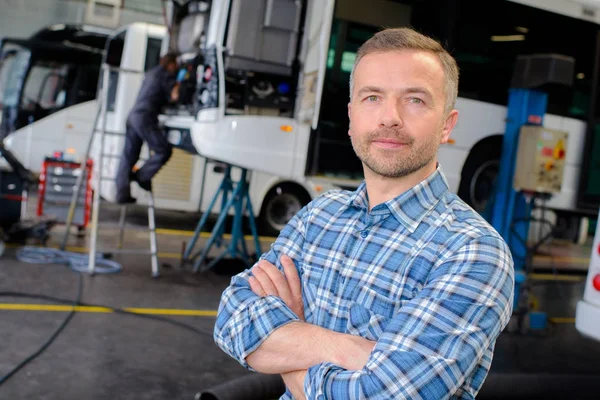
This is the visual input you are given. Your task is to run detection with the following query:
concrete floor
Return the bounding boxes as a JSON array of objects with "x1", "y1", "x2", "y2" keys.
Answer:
[{"x1": 1, "y1": 201, "x2": 600, "y2": 399}]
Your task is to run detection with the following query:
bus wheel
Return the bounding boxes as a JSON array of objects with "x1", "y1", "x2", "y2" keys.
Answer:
[
  {"x1": 258, "y1": 183, "x2": 311, "y2": 237},
  {"x1": 458, "y1": 137, "x2": 502, "y2": 213}
]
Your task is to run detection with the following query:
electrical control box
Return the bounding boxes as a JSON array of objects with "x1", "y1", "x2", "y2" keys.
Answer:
[{"x1": 513, "y1": 125, "x2": 568, "y2": 194}]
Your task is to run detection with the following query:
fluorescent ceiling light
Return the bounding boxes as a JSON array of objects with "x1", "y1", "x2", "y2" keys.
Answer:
[
  {"x1": 515, "y1": 26, "x2": 529, "y2": 33},
  {"x1": 491, "y1": 35, "x2": 526, "y2": 42}
]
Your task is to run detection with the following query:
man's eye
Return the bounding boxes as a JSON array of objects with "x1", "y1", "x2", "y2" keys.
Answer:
[
  {"x1": 366, "y1": 95, "x2": 378, "y2": 102},
  {"x1": 409, "y1": 97, "x2": 424, "y2": 104}
]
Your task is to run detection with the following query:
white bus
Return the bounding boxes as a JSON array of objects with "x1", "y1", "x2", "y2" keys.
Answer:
[
  {"x1": 307, "y1": 0, "x2": 600, "y2": 238},
  {"x1": 93, "y1": 20, "x2": 340, "y2": 237},
  {"x1": 576, "y1": 208, "x2": 600, "y2": 341},
  {"x1": 0, "y1": 25, "x2": 111, "y2": 171},
  {"x1": 7, "y1": 0, "x2": 599, "y2": 239},
  {"x1": 100, "y1": 0, "x2": 600, "y2": 238},
  {"x1": 0, "y1": 21, "x2": 338, "y2": 237}
]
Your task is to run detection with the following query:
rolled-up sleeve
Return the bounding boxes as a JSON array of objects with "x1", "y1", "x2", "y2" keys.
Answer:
[
  {"x1": 304, "y1": 235, "x2": 514, "y2": 399},
  {"x1": 213, "y1": 204, "x2": 309, "y2": 369}
]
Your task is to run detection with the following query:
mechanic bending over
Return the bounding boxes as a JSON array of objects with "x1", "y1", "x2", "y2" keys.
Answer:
[{"x1": 214, "y1": 27, "x2": 514, "y2": 399}]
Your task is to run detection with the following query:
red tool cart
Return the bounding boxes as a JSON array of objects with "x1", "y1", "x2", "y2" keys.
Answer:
[{"x1": 37, "y1": 156, "x2": 94, "y2": 229}]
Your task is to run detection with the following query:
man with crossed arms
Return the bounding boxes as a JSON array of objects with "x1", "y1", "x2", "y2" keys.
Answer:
[{"x1": 214, "y1": 27, "x2": 514, "y2": 399}]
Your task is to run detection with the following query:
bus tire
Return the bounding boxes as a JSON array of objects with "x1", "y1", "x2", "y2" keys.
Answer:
[
  {"x1": 258, "y1": 183, "x2": 311, "y2": 237},
  {"x1": 458, "y1": 136, "x2": 503, "y2": 213}
]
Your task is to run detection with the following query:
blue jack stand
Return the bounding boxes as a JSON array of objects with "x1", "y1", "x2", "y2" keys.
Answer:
[{"x1": 181, "y1": 164, "x2": 262, "y2": 273}]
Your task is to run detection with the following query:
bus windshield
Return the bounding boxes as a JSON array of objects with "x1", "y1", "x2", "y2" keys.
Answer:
[
  {"x1": 20, "y1": 59, "x2": 70, "y2": 112},
  {"x1": 0, "y1": 40, "x2": 101, "y2": 139}
]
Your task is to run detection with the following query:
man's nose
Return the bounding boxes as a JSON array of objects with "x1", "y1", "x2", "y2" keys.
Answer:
[{"x1": 379, "y1": 100, "x2": 403, "y2": 128}]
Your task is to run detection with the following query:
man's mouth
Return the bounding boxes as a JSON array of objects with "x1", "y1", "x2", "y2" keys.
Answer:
[{"x1": 371, "y1": 138, "x2": 409, "y2": 149}]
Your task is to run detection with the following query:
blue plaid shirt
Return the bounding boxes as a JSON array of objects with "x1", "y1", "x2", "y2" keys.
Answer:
[{"x1": 214, "y1": 166, "x2": 514, "y2": 399}]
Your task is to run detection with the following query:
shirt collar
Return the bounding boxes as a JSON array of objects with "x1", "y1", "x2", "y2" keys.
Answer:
[{"x1": 349, "y1": 165, "x2": 449, "y2": 233}]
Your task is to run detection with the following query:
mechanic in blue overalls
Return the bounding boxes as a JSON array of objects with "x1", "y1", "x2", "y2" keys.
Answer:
[{"x1": 115, "y1": 53, "x2": 182, "y2": 204}]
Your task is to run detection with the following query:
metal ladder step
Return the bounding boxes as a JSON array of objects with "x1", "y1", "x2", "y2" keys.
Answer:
[{"x1": 95, "y1": 129, "x2": 126, "y2": 136}]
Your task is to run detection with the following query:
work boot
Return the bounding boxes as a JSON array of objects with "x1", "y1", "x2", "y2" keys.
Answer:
[
  {"x1": 133, "y1": 171, "x2": 152, "y2": 192},
  {"x1": 115, "y1": 195, "x2": 136, "y2": 205}
]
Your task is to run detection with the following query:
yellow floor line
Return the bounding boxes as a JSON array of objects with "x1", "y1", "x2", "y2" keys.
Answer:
[
  {"x1": 155, "y1": 228, "x2": 202, "y2": 237},
  {"x1": 157, "y1": 252, "x2": 181, "y2": 259},
  {"x1": 0, "y1": 303, "x2": 217, "y2": 316},
  {"x1": 549, "y1": 317, "x2": 576, "y2": 324},
  {"x1": 5, "y1": 244, "x2": 204, "y2": 260},
  {"x1": 1, "y1": 304, "x2": 576, "y2": 324},
  {"x1": 534, "y1": 255, "x2": 590, "y2": 264},
  {"x1": 64, "y1": 245, "x2": 182, "y2": 260},
  {"x1": 155, "y1": 228, "x2": 276, "y2": 241},
  {"x1": 530, "y1": 273, "x2": 585, "y2": 282}
]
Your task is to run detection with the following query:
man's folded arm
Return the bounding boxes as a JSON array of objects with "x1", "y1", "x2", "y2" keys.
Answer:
[
  {"x1": 304, "y1": 235, "x2": 515, "y2": 400},
  {"x1": 213, "y1": 207, "x2": 310, "y2": 371},
  {"x1": 245, "y1": 321, "x2": 376, "y2": 374}
]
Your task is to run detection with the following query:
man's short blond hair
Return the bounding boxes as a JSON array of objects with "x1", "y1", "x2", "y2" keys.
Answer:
[{"x1": 349, "y1": 27, "x2": 459, "y2": 116}]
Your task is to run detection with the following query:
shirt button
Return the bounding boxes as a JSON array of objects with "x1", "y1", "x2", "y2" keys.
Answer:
[{"x1": 360, "y1": 230, "x2": 368, "y2": 238}]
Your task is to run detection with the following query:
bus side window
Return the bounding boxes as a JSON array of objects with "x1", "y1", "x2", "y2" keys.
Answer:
[
  {"x1": 71, "y1": 64, "x2": 101, "y2": 105},
  {"x1": 104, "y1": 30, "x2": 126, "y2": 112},
  {"x1": 144, "y1": 38, "x2": 162, "y2": 72}
]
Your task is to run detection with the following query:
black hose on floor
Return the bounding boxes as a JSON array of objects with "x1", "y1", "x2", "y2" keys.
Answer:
[
  {"x1": 0, "y1": 273, "x2": 83, "y2": 386},
  {"x1": 196, "y1": 373, "x2": 285, "y2": 400},
  {"x1": 196, "y1": 372, "x2": 600, "y2": 400},
  {"x1": 478, "y1": 373, "x2": 600, "y2": 399}
]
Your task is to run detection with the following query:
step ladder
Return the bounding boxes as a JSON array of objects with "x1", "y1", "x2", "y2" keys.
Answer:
[{"x1": 60, "y1": 64, "x2": 160, "y2": 277}]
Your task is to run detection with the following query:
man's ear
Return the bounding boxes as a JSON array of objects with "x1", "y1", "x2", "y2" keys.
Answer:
[
  {"x1": 440, "y1": 110, "x2": 458, "y2": 144},
  {"x1": 347, "y1": 102, "x2": 352, "y2": 136}
]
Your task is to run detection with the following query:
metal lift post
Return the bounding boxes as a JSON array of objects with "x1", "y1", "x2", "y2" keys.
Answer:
[{"x1": 486, "y1": 54, "x2": 575, "y2": 317}]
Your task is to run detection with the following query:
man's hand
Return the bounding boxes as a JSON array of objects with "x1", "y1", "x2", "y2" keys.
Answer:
[
  {"x1": 170, "y1": 83, "x2": 180, "y2": 102},
  {"x1": 248, "y1": 255, "x2": 305, "y2": 321},
  {"x1": 245, "y1": 255, "x2": 375, "y2": 375}
]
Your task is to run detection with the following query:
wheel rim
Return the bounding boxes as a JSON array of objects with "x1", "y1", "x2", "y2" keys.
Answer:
[
  {"x1": 265, "y1": 192, "x2": 302, "y2": 232},
  {"x1": 469, "y1": 160, "x2": 499, "y2": 212}
]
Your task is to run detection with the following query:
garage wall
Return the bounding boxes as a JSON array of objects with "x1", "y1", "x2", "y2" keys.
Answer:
[{"x1": 0, "y1": 0, "x2": 163, "y2": 39}]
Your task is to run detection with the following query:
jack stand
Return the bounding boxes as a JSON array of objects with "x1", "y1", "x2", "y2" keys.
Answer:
[{"x1": 181, "y1": 164, "x2": 262, "y2": 273}]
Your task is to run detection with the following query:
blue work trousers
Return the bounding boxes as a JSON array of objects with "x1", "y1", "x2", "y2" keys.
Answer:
[{"x1": 115, "y1": 113, "x2": 172, "y2": 199}]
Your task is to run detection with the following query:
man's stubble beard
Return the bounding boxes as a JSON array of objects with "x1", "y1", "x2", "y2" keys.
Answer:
[{"x1": 350, "y1": 126, "x2": 441, "y2": 179}]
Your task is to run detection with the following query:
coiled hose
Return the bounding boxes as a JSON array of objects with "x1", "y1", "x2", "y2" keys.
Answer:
[{"x1": 15, "y1": 246, "x2": 122, "y2": 274}]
